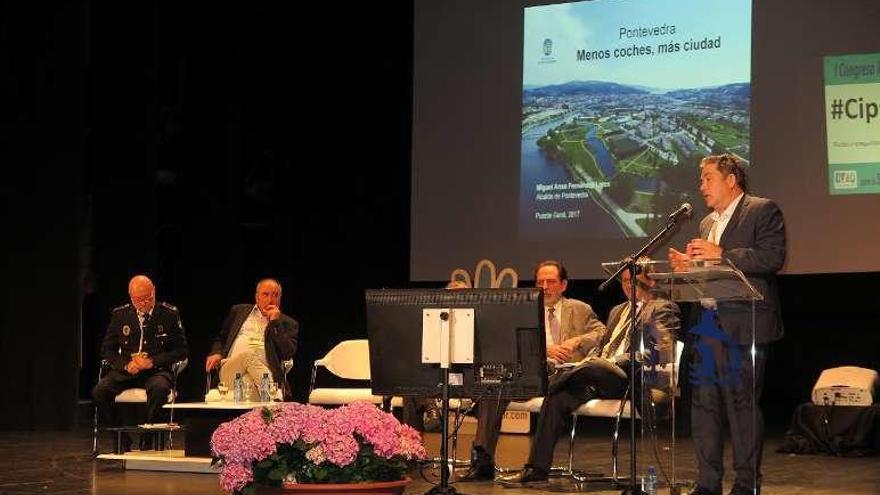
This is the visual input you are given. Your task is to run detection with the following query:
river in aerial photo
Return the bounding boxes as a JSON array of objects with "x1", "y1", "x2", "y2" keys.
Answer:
[{"x1": 519, "y1": 118, "x2": 624, "y2": 239}]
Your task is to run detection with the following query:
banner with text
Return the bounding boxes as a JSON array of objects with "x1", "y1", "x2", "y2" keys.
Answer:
[{"x1": 824, "y1": 53, "x2": 880, "y2": 195}]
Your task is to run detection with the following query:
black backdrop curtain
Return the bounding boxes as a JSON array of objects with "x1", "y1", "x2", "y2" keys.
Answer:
[{"x1": 0, "y1": 2, "x2": 84, "y2": 429}]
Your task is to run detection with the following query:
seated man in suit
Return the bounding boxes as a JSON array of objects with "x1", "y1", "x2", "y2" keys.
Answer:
[
  {"x1": 205, "y1": 278, "x2": 299, "y2": 400},
  {"x1": 499, "y1": 260, "x2": 680, "y2": 485},
  {"x1": 461, "y1": 260, "x2": 607, "y2": 481},
  {"x1": 92, "y1": 275, "x2": 189, "y2": 451}
]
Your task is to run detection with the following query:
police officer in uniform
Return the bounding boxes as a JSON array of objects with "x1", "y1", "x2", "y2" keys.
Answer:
[{"x1": 92, "y1": 275, "x2": 188, "y2": 450}]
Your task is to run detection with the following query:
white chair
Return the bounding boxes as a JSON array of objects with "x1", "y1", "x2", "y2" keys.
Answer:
[
  {"x1": 503, "y1": 341, "x2": 685, "y2": 480},
  {"x1": 92, "y1": 358, "x2": 188, "y2": 455},
  {"x1": 280, "y1": 359, "x2": 294, "y2": 398},
  {"x1": 570, "y1": 340, "x2": 685, "y2": 483},
  {"x1": 498, "y1": 397, "x2": 546, "y2": 474},
  {"x1": 308, "y1": 339, "x2": 385, "y2": 406}
]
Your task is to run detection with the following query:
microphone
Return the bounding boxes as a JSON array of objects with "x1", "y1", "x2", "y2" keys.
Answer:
[{"x1": 668, "y1": 202, "x2": 693, "y2": 222}]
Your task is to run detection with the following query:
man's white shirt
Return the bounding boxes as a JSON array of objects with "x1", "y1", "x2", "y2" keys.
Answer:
[
  {"x1": 708, "y1": 192, "x2": 744, "y2": 244},
  {"x1": 228, "y1": 305, "x2": 268, "y2": 362}
]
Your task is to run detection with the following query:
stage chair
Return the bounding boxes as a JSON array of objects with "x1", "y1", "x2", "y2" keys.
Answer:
[
  {"x1": 308, "y1": 339, "x2": 385, "y2": 406},
  {"x1": 91, "y1": 358, "x2": 188, "y2": 456},
  {"x1": 501, "y1": 340, "x2": 684, "y2": 479},
  {"x1": 499, "y1": 397, "x2": 546, "y2": 473},
  {"x1": 280, "y1": 359, "x2": 294, "y2": 398},
  {"x1": 569, "y1": 339, "x2": 685, "y2": 483}
]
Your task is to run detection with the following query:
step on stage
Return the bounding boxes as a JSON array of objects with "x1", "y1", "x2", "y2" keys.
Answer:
[{"x1": 96, "y1": 449, "x2": 217, "y2": 474}]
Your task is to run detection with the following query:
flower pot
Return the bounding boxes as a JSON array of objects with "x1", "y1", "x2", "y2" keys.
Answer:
[{"x1": 256, "y1": 477, "x2": 411, "y2": 495}]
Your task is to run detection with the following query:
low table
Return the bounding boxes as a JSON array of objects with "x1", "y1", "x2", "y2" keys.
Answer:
[
  {"x1": 104, "y1": 424, "x2": 184, "y2": 454},
  {"x1": 96, "y1": 401, "x2": 285, "y2": 472},
  {"x1": 164, "y1": 401, "x2": 284, "y2": 457}
]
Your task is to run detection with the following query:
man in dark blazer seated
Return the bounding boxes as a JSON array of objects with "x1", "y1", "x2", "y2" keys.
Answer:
[
  {"x1": 499, "y1": 262, "x2": 680, "y2": 485},
  {"x1": 669, "y1": 153, "x2": 786, "y2": 495},
  {"x1": 205, "y1": 278, "x2": 299, "y2": 400},
  {"x1": 461, "y1": 260, "x2": 607, "y2": 481},
  {"x1": 93, "y1": 275, "x2": 188, "y2": 450}
]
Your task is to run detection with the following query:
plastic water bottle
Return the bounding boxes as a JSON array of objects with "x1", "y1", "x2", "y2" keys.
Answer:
[
  {"x1": 642, "y1": 465, "x2": 657, "y2": 495},
  {"x1": 259, "y1": 372, "x2": 271, "y2": 402},
  {"x1": 233, "y1": 372, "x2": 244, "y2": 402}
]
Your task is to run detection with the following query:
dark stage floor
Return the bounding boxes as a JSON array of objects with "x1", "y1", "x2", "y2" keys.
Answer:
[{"x1": 0, "y1": 427, "x2": 878, "y2": 494}]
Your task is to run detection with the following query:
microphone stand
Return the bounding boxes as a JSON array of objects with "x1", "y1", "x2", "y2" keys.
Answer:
[{"x1": 599, "y1": 211, "x2": 689, "y2": 495}]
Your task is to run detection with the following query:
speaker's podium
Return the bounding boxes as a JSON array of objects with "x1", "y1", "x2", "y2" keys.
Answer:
[
  {"x1": 642, "y1": 259, "x2": 763, "y2": 494},
  {"x1": 647, "y1": 259, "x2": 763, "y2": 306}
]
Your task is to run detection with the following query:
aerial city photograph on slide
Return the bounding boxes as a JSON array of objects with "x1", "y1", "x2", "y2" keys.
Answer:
[{"x1": 519, "y1": 0, "x2": 751, "y2": 239}]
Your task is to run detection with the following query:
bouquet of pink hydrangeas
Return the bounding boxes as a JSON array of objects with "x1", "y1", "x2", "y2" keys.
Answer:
[{"x1": 211, "y1": 401, "x2": 426, "y2": 494}]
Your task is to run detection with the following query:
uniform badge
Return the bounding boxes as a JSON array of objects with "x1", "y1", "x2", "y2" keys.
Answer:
[{"x1": 122, "y1": 325, "x2": 131, "y2": 336}]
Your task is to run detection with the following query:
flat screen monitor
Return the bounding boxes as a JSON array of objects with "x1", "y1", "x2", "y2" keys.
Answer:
[{"x1": 365, "y1": 288, "x2": 547, "y2": 400}]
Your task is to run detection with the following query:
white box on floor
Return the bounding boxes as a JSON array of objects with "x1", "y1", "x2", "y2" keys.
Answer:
[{"x1": 447, "y1": 410, "x2": 530, "y2": 434}]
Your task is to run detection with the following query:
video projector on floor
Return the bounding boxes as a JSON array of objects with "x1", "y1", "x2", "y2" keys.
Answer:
[{"x1": 811, "y1": 366, "x2": 878, "y2": 406}]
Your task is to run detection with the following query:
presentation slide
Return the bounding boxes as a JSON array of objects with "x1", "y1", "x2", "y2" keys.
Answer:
[
  {"x1": 824, "y1": 53, "x2": 880, "y2": 195},
  {"x1": 520, "y1": 0, "x2": 751, "y2": 240}
]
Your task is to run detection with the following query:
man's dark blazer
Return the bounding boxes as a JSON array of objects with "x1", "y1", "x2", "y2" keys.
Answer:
[
  {"x1": 549, "y1": 298, "x2": 680, "y2": 392},
  {"x1": 699, "y1": 194, "x2": 786, "y2": 344},
  {"x1": 100, "y1": 301, "x2": 188, "y2": 372},
  {"x1": 209, "y1": 304, "x2": 299, "y2": 395},
  {"x1": 601, "y1": 298, "x2": 680, "y2": 367}
]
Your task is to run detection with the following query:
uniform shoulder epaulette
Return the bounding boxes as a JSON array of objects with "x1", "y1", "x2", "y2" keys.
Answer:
[
  {"x1": 158, "y1": 301, "x2": 179, "y2": 312},
  {"x1": 112, "y1": 303, "x2": 132, "y2": 312}
]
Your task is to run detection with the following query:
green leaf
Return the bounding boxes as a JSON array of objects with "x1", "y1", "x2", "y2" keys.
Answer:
[{"x1": 268, "y1": 468, "x2": 285, "y2": 481}]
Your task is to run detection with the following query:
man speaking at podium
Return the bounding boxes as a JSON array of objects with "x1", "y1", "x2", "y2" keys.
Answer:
[{"x1": 669, "y1": 154, "x2": 786, "y2": 495}]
